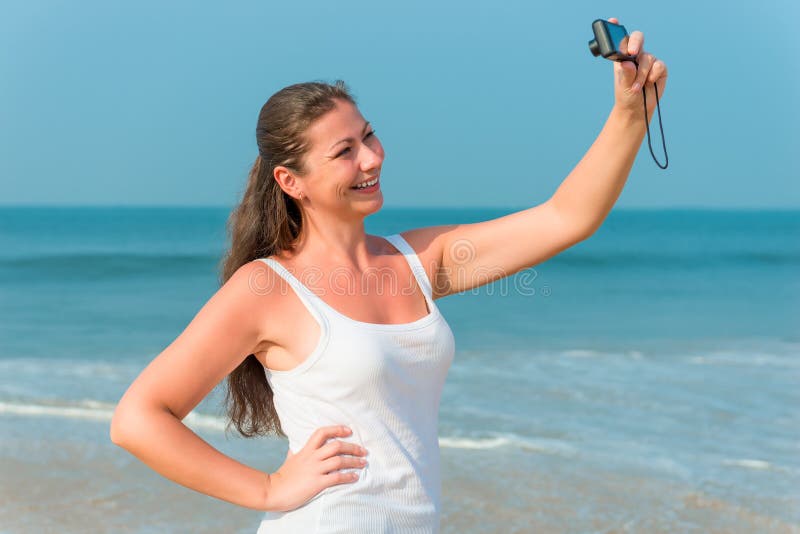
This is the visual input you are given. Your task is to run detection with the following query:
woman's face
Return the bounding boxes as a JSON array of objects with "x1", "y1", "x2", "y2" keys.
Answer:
[{"x1": 291, "y1": 98, "x2": 385, "y2": 219}]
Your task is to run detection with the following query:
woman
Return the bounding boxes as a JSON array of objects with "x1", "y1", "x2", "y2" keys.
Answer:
[{"x1": 110, "y1": 18, "x2": 667, "y2": 532}]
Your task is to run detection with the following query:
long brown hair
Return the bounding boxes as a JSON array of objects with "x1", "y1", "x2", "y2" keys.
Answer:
[{"x1": 219, "y1": 80, "x2": 356, "y2": 437}]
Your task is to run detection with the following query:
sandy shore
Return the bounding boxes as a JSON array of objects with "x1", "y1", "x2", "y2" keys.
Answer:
[{"x1": 1, "y1": 413, "x2": 797, "y2": 534}]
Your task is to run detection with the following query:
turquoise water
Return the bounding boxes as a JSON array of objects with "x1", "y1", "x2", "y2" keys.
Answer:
[{"x1": 1, "y1": 206, "x2": 798, "y2": 531}]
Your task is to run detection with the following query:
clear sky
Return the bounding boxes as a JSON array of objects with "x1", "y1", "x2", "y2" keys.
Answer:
[{"x1": 1, "y1": 0, "x2": 797, "y2": 208}]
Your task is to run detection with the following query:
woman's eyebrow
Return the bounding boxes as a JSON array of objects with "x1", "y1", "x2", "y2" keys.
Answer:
[{"x1": 328, "y1": 121, "x2": 371, "y2": 151}]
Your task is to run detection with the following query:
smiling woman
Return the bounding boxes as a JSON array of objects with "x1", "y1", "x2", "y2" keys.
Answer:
[
  {"x1": 110, "y1": 80, "x2": 457, "y2": 532},
  {"x1": 110, "y1": 23, "x2": 670, "y2": 529}
]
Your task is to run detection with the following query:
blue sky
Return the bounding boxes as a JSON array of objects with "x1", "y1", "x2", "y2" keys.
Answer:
[{"x1": 1, "y1": 0, "x2": 797, "y2": 208}]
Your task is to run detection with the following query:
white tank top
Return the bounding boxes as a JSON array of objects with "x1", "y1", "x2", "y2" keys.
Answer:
[{"x1": 254, "y1": 233, "x2": 456, "y2": 534}]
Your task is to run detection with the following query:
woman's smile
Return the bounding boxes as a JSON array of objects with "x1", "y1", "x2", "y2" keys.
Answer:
[{"x1": 350, "y1": 176, "x2": 380, "y2": 193}]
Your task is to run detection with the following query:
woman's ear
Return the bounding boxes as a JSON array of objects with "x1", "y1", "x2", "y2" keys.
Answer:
[{"x1": 273, "y1": 166, "x2": 303, "y2": 200}]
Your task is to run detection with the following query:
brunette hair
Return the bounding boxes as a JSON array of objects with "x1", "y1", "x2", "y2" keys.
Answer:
[{"x1": 219, "y1": 80, "x2": 356, "y2": 437}]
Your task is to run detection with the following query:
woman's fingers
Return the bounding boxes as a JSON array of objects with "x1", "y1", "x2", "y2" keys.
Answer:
[
  {"x1": 306, "y1": 425, "x2": 352, "y2": 450},
  {"x1": 632, "y1": 51, "x2": 657, "y2": 92},
  {"x1": 648, "y1": 59, "x2": 668, "y2": 85},
  {"x1": 319, "y1": 454, "x2": 367, "y2": 475},
  {"x1": 607, "y1": 18, "x2": 644, "y2": 56},
  {"x1": 323, "y1": 470, "x2": 360, "y2": 487},
  {"x1": 316, "y1": 439, "x2": 367, "y2": 460},
  {"x1": 626, "y1": 30, "x2": 644, "y2": 56},
  {"x1": 631, "y1": 52, "x2": 667, "y2": 93},
  {"x1": 606, "y1": 19, "x2": 668, "y2": 110}
]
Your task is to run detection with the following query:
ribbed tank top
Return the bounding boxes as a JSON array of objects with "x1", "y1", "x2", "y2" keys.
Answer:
[{"x1": 254, "y1": 234, "x2": 456, "y2": 534}]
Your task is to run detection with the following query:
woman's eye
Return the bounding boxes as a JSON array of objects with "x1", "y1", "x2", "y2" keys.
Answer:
[{"x1": 335, "y1": 131, "x2": 376, "y2": 158}]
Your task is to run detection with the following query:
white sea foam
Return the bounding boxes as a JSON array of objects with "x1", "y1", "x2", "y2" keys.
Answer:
[
  {"x1": 0, "y1": 400, "x2": 227, "y2": 432},
  {"x1": 0, "y1": 400, "x2": 578, "y2": 456},
  {"x1": 182, "y1": 411, "x2": 229, "y2": 432},
  {"x1": 439, "y1": 432, "x2": 578, "y2": 456},
  {"x1": 0, "y1": 357, "x2": 141, "y2": 378},
  {"x1": 688, "y1": 351, "x2": 799, "y2": 368},
  {"x1": 627, "y1": 350, "x2": 644, "y2": 360},
  {"x1": 438, "y1": 436, "x2": 511, "y2": 449},
  {"x1": 721, "y1": 458, "x2": 773, "y2": 470},
  {"x1": 555, "y1": 347, "x2": 647, "y2": 360},
  {"x1": 0, "y1": 400, "x2": 115, "y2": 421},
  {"x1": 561, "y1": 349, "x2": 600, "y2": 358}
]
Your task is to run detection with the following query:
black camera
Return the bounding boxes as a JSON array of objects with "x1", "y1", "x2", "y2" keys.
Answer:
[{"x1": 588, "y1": 19, "x2": 635, "y2": 62}]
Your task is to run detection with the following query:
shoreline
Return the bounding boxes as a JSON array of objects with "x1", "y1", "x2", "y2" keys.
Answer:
[{"x1": 1, "y1": 412, "x2": 797, "y2": 533}]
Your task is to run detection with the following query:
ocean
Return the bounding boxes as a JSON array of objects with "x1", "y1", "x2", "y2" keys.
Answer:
[{"x1": 0, "y1": 206, "x2": 798, "y2": 533}]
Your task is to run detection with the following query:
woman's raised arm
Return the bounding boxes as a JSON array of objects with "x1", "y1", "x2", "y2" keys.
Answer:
[{"x1": 402, "y1": 21, "x2": 668, "y2": 299}]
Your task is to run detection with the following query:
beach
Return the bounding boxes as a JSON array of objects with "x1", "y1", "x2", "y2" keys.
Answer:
[
  {"x1": 1, "y1": 206, "x2": 798, "y2": 532},
  {"x1": 1, "y1": 405, "x2": 796, "y2": 533}
]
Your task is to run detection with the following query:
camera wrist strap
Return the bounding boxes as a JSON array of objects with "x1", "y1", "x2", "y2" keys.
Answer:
[{"x1": 633, "y1": 58, "x2": 669, "y2": 169}]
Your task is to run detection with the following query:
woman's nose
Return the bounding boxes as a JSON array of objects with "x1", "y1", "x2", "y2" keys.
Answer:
[{"x1": 360, "y1": 143, "x2": 383, "y2": 172}]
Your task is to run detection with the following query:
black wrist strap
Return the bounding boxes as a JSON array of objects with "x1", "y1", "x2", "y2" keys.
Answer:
[{"x1": 633, "y1": 58, "x2": 669, "y2": 169}]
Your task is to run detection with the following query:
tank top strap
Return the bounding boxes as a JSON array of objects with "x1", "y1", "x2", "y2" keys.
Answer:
[
  {"x1": 255, "y1": 258, "x2": 329, "y2": 326},
  {"x1": 383, "y1": 233, "x2": 435, "y2": 301}
]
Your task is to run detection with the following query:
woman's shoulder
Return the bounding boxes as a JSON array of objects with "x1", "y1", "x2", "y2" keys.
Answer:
[
  {"x1": 234, "y1": 258, "x2": 291, "y2": 298},
  {"x1": 386, "y1": 228, "x2": 454, "y2": 300},
  {"x1": 224, "y1": 259, "x2": 299, "y2": 351}
]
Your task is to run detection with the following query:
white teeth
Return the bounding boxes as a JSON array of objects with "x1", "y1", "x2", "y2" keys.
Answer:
[{"x1": 354, "y1": 177, "x2": 378, "y2": 189}]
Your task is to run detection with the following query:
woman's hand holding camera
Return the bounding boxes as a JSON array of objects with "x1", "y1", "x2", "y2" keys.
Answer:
[{"x1": 609, "y1": 17, "x2": 669, "y2": 121}]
